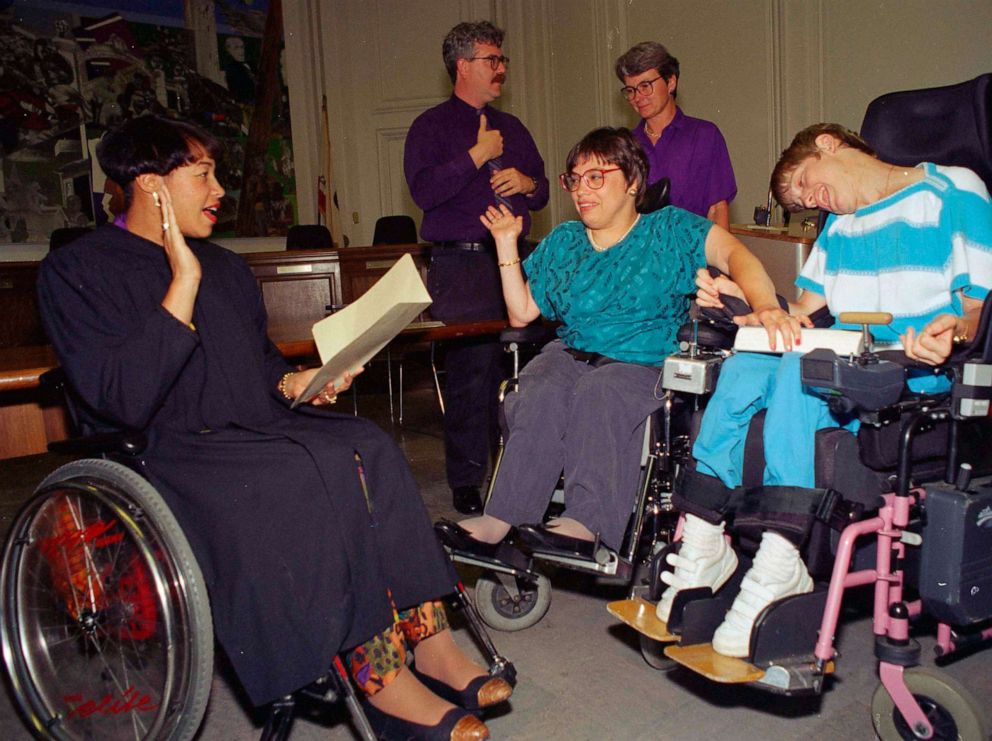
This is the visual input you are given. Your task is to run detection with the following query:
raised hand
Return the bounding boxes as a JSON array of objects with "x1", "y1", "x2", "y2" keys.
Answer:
[
  {"x1": 157, "y1": 183, "x2": 201, "y2": 283},
  {"x1": 480, "y1": 203, "x2": 523, "y2": 244}
]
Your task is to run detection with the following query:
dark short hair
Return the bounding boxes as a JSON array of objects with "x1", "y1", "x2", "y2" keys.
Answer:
[
  {"x1": 97, "y1": 115, "x2": 222, "y2": 207},
  {"x1": 564, "y1": 127, "x2": 649, "y2": 206},
  {"x1": 615, "y1": 41, "x2": 680, "y2": 97},
  {"x1": 770, "y1": 123, "x2": 876, "y2": 212},
  {"x1": 442, "y1": 20, "x2": 504, "y2": 83}
]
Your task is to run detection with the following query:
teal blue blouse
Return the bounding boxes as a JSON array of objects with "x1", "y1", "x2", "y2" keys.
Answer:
[{"x1": 524, "y1": 207, "x2": 711, "y2": 365}]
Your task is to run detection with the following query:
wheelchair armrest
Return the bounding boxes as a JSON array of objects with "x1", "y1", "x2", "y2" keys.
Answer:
[
  {"x1": 40, "y1": 366, "x2": 148, "y2": 457},
  {"x1": 500, "y1": 323, "x2": 557, "y2": 347},
  {"x1": 48, "y1": 430, "x2": 148, "y2": 457}
]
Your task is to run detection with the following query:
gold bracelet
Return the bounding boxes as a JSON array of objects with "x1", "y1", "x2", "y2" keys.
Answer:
[
  {"x1": 278, "y1": 372, "x2": 294, "y2": 400},
  {"x1": 498, "y1": 257, "x2": 521, "y2": 268}
]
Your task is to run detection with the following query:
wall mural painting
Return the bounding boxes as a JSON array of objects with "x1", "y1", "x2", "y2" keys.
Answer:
[{"x1": 0, "y1": 0, "x2": 296, "y2": 245}]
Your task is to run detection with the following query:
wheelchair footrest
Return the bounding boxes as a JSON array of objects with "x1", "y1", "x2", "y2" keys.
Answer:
[
  {"x1": 446, "y1": 542, "x2": 533, "y2": 575},
  {"x1": 607, "y1": 598, "x2": 678, "y2": 643},
  {"x1": 664, "y1": 644, "x2": 834, "y2": 694},
  {"x1": 664, "y1": 644, "x2": 766, "y2": 683}
]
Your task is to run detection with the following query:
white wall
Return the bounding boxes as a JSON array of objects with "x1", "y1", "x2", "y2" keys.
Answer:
[{"x1": 284, "y1": 0, "x2": 992, "y2": 244}]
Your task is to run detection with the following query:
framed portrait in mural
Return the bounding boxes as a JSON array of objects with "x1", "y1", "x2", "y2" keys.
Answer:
[{"x1": 0, "y1": 0, "x2": 296, "y2": 246}]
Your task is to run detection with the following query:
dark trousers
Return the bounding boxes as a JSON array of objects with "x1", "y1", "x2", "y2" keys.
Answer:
[{"x1": 427, "y1": 248, "x2": 507, "y2": 489}]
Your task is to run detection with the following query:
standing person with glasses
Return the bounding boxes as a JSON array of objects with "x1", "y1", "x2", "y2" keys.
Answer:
[
  {"x1": 439, "y1": 127, "x2": 795, "y2": 558},
  {"x1": 616, "y1": 42, "x2": 737, "y2": 229},
  {"x1": 405, "y1": 20, "x2": 549, "y2": 516}
]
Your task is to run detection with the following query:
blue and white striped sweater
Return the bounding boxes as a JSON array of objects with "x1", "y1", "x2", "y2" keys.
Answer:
[{"x1": 796, "y1": 163, "x2": 992, "y2": 344}]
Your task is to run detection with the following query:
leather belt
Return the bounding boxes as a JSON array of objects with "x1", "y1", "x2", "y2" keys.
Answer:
[{"x1": 432, "y1": 241, "x2": 491, "y2": 252}]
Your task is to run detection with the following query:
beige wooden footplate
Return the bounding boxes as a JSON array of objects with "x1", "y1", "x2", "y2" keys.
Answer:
[{"x1": 606, "y1": 598, "x2": 678, "y2": 643}]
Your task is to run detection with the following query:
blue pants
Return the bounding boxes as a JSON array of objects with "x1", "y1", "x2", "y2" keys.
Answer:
[{"x1": 692, "y1": 353, "x2": 856, "y2": 489}]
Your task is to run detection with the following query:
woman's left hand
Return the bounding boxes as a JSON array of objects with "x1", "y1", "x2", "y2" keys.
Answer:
[
  {"x1": 480, "y1": 203, "x2": 523, "y2": 245},
  {"x1": 901, "y1": 314, "x2": 957, "y2": 366},
  {"x1": 735, "y1": 307, "x2": 809, "y2": 351}
]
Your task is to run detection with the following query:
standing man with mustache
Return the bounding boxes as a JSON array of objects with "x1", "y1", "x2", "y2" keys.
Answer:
[{"x1": 405, "y1": 20, "x2": 549, "y2": 515}]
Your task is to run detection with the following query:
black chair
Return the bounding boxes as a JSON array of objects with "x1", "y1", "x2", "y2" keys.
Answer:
[
  {"x1": 860, "y1": 72, "x2": 992, "y2": 191},
  {"x1": 637, "y1": 177, "x2": 670, "y2": 215},
  {"x1": 372, "y1": 214, "x2": 417, "y2": 245},
  {"x1": 369, "y1": 214, "x2": 440, "y2": 422},
  {"x1": 49, "y1": 226, "x2": 92, "y2": 251},
  {"x1": 286, "y1": 224, "x2": 333, "y2": 250}
]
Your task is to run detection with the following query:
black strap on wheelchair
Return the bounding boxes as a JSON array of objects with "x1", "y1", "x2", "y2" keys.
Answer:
[
  {"x1": 562, "y1": 346, "x2": 620, "y2": 368},
  {"x1": 738, "y1": 485, "x2": 863, "y2": 532},
  {"x1": 672, "y1": 468, "x2": 745, "y2": 521}
]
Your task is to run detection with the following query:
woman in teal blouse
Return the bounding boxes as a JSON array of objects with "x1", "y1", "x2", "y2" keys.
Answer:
[{"x1": 451, "y1": 127, "x2": 797, "y2": 554}]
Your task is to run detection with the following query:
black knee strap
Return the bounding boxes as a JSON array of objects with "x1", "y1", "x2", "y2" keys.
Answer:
[
  {"x1": 735, "y1": 485, "x2": 861, "y2": 546},
  {"x1": 672, "y1": 468, "x2": 744, "y2": 524}
]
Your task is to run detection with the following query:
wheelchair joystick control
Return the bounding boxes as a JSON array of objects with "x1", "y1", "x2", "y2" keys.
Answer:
[{"x1": 954, "y1": 462, "x2": 973, "y2": 492}]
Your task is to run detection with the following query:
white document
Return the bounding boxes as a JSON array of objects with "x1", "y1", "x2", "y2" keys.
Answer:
[
  {"x1": 733, "y1": 326, "x2": 864, "y2": 356},
  {"x1": 292, "y1": 254, "x2": 432, "y2": 407}
]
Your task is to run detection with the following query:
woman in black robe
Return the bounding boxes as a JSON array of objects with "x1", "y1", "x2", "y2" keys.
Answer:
[{"x1": 37, "y1": 116, "x2": 508, "y2": 741}]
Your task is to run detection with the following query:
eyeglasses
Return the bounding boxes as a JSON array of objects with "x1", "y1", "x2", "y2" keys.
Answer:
[
  {"x1": 467, "y1": 54, "x2": 510, "y2": 70},
  {"x1": 559, "y1": 167, "x2": 622, "y2": 192},
  {"x1": 620, "y1": 76, "x2": 663, "y2": 100}
]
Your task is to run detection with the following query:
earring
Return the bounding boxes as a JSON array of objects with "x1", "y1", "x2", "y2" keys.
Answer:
[{"x1": 628, "y1": 188, "x2": 637, "y2": 195}]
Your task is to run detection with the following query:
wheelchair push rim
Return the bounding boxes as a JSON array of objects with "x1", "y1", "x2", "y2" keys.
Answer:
[{"x1": 1, "y1": 459, "x2": 213, "y2": 740}]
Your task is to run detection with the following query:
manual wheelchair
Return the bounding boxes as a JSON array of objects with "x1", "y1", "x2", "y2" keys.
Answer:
[
  {"x1": 0, "y1": 372, "x2": 516, "y2": 741},
  {"x1": 609, "y1": 304, "x2": 992, "y2": 740}
]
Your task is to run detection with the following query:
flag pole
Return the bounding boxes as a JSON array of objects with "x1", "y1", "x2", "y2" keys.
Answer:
[{"x1": 320, "y1": 95, "x2": 345, "y2": 248}]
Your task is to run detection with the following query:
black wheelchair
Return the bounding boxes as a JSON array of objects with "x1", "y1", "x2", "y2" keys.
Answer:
[
  {"x1": 609, "y1": 304, "x2": 992, "y2": 740},
  {"x1": 0, "y1": 372, "x2": 515, "y2": 741},
  {"x1": 436, "y1": 306, "x2": 728, "y2": 654}
]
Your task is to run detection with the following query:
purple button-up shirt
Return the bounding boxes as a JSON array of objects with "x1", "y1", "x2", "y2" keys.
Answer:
[
  {"x1": 633, "y1": 108, "x2": 737, "y2": 219},
  {"x1": 404, "y1": 95, "x2": 549, "y2": 242}
]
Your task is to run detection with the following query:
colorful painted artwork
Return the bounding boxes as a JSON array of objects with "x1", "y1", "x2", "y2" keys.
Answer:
[{"x1": 0, "y1": 0, "x2": 296, "y2": 244}]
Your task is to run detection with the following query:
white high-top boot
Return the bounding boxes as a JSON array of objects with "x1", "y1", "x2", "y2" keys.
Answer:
[
  {"x1": 711, "y1": 531, "x2": 813, "y2": 657},
  {"x1": 655, "y1": 514, "x2": 737, "y2": 623}
]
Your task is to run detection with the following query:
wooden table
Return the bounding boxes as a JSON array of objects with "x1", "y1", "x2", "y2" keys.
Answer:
[{"x1": 268, "y1": 318, "x2": 509, "y2": 359}]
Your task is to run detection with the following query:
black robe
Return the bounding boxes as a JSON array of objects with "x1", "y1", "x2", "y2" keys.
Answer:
[{"x1": 37, "y1": 225, "x2": 454, "y2": 706}]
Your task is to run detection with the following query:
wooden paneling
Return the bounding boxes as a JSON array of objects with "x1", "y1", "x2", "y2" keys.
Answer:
[
  {"x1": 246, "y1": 249, "x2": 341, "y2": 331},
  {"x1": 0, "y1": 262, "x2": 48, "y2": 348}
]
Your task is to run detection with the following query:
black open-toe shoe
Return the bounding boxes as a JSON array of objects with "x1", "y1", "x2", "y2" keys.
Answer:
[
  {"x1": 410, "y1": 664, "x2": 513, "y2": 711},
  {"x1": 516, "y1": 523, "x2": 597, "y2": 558},
  {"x1": 434, "y1": 519, "x2": 502, "y2": 559},
  {"x1": 362, "y1": 701, "x2": 488, "y2": 741}
]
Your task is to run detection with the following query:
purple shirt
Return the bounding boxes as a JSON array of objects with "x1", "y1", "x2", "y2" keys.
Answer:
[
  {"x1": 404, "y1": 95, "x2": 549, "y2": 241},
  {"x1": 633, "y1": 108, "x2": 737, "y2": 219}
]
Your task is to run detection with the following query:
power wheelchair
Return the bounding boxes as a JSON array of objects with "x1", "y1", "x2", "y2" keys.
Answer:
[
  {"x1": 609, "y1": 301, "x2": 992, "y2": 740},
  {"x1": 435, "y1": 299, "x2": 735, "y2": 647},
  {"x1": 0, "y1": 371, "x2": 516, "y2": 741}
]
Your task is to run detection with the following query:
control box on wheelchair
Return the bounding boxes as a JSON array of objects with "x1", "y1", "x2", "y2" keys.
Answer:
[{"x1": 609, "y1": 309, "x2": 992, "y2": 740}]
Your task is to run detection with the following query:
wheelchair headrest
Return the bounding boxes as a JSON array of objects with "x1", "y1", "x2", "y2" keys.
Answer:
[{"x1": 861, "y1": 73, "x2": 992, "y2": 193}]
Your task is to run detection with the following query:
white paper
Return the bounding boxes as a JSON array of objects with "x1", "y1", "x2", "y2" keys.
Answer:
[
  {"x1": 292, "y1": 254, "x2": 432, "y2": 407},
  {"x1": 733, "y1": 326, "x2": 864, "y2": 356}
]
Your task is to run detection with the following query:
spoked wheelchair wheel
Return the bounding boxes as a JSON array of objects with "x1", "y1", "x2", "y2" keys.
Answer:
[
  {"x1": 1, "y1": 459, "x2": 213, "y2": 740},
  {"x1": 473, "y1": 572, "x2": 551, "y2": 632},
  {"x1": 870, "y1": 667, "x2": 990, "y2": 741}
]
